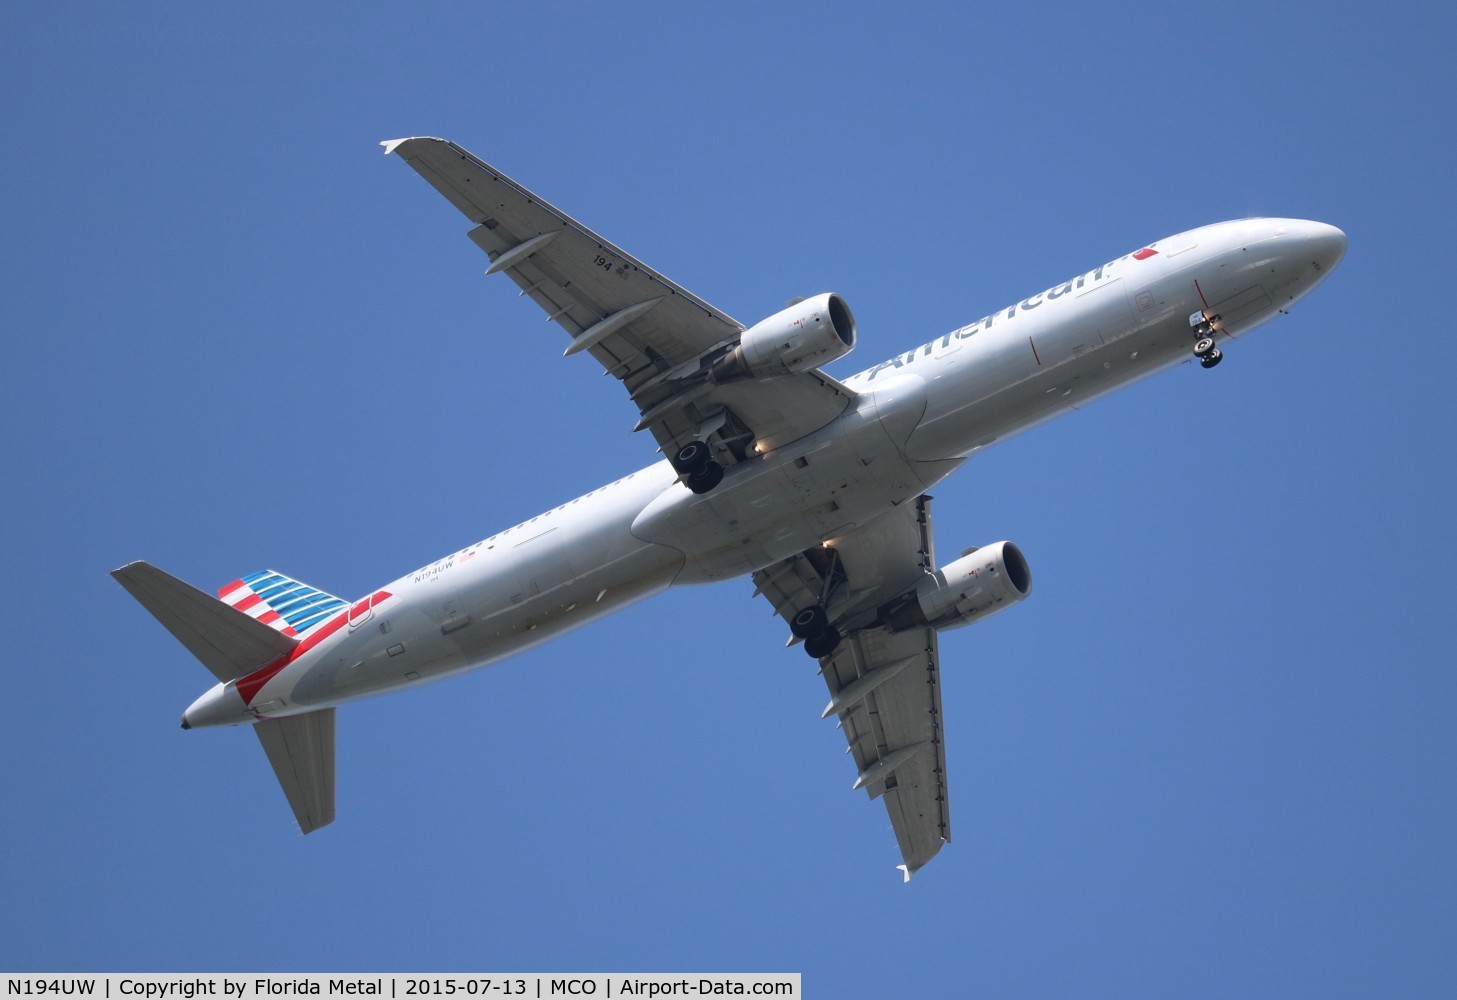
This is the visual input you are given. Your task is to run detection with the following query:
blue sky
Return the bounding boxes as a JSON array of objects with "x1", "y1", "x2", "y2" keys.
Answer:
[{"x1": 5, "y1": 1, "x2": 1455, "y2": 993}]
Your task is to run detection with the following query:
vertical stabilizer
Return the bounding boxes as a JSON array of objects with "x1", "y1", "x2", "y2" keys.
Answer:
[{"x1": 216, "y1": 570, "x2": 350, "y2": 638}]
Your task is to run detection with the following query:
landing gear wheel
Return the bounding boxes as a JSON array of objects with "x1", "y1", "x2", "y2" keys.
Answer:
[
  {"x1": 790, "y1": 605, "x2": 830, "y2": 640},
  {"x1": 1193, "y1": 336, "x2": 1216, "y2": 358},
  {"x1": 672, "y1": 440, "x2": 712, "y2": 476},
  {"x1": 1200, "y1": 348, "x2": 1223, "y2": 369},
  {"x1": 804, "y1": 626, "x2": 842, "y2": 659},
  {"x1": 686, "y1": 461, "x2": 724, "y2": 494}
]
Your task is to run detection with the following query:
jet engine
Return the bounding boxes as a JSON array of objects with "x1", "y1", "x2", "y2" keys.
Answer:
[
  {"x1": 711, "y1": 292, "x2": 856, "y2": 380},
  {"x1": 879, "y1": 541, "x2": 1032, "y2": 632}
]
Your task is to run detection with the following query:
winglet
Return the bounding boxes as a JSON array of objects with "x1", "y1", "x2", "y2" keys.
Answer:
[
  {"x1": 380, "y1": 136, "x2": 443, "y2": 156},
  {"x1": 897, "y1": 864, "x2": 915, "y2": 883}
]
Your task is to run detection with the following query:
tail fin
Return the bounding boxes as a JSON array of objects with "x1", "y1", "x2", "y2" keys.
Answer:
[
  {"x1": 216, "y1": 570, "x2": 350, "y2": 637},
  {"x1": 112, "y1": 561, "x2": 298, "y2": 682}
]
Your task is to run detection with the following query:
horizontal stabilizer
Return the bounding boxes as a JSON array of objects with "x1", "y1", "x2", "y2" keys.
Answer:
[
  {"x1": 254, "y1": 708, "x2": 336, "y2": 833},
  {"x1": 112, "y1": 561, "x2": 298, "y2": 683}
]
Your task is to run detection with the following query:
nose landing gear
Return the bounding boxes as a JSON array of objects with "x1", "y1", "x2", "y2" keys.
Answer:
[{"x1": 1189, "y1": 311, "x2": 1224, "y2": 369}]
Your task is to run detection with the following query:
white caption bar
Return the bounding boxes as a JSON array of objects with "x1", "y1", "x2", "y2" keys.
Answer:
[{"x1": 2, "y1": 976, "x2": 799, "y2": 1000}]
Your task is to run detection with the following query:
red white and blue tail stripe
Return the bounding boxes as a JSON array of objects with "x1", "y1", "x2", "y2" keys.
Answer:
[{"x1": 217, "y1": 570, "x2": 349, "y2": 637}]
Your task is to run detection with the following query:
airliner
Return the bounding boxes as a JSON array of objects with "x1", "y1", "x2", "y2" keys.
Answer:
[{"x1": 114, "y1": 137, "x2": 1345, "y2": 878}]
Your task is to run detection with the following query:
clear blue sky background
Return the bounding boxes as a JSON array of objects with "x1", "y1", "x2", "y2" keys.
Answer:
[{"x1": 5, "y1": 2, "x2": 1454, "y2": 994}]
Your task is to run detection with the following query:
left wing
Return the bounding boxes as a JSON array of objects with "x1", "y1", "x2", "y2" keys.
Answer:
[
  {"x1": 384, "y1": 137, "x2": 856, "y2": 463},
  {"x1": 753, "y1": 497, "x2": 952, "y2": 879}
]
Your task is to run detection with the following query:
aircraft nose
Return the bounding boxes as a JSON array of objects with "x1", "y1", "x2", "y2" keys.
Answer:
[{"x1": 1304, "y1": 221, "x2": 1347, "y2": 274}]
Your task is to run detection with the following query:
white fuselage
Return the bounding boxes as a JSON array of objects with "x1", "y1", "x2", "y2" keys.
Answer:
[{"x1": 183, "y1": 218, "x2": 1344, "y2": 727}]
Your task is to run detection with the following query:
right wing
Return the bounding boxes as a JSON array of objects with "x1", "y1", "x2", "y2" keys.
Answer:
[
  {"x1": 385, "y1": 137, "x2": 856, "y2": 463},
  {"x1": 753, "y1": 497, "x2": 952, "y2": 879}
]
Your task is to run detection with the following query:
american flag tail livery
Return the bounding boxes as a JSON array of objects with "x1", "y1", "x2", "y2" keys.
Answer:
[{"x1": 216, "y1": 570, "x2": 350, "y2": 638}]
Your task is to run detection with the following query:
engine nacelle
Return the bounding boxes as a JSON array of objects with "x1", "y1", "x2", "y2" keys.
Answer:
[
  {"x1": 711, "y1": 292, "x2": 856, "y2": 380},
  {"x1": 880, "y1": 541, "x2": 1032, "y2": 632}
]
